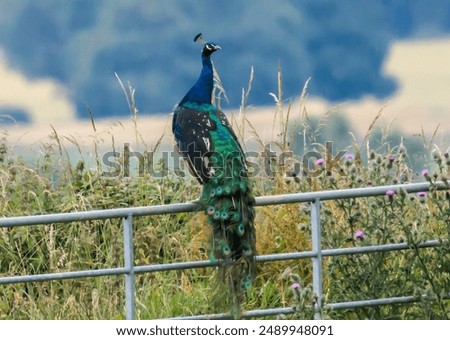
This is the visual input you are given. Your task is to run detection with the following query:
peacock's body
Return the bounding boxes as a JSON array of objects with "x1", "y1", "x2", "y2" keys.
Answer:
[{"x1": 172, "y1": 34, "x2": 256, "y2": 315}]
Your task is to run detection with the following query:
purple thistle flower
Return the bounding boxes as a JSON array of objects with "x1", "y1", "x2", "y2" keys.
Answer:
[
  {"x1": 316, "y1": 158, "x2": 325, "y2": 166},
  {"x1": 421, "y1": 169, "x2": 432, "y2": 181},
  {"x1": 388, "y1": 155, "x2": 395, "y2": 162},
  {"x1": 354, "y1": 230, "x2": 365, "y2": 240},
  {"x1": 291, "y1": 282, "x2": 300, "y2": 290},
  {"x1": 291, "y1": 282, "x2": 301, "y2": 300},
  {"x1": 417, "y1": 191, "x2": 427, "y2": 203},
  {"x1": 444, "y1": 152, "x2": 449, "y2": 158},
  {"x1": 344, "y1": 153, "x2": 354, "y2": 166},
  {"x1": 386, "y1": 189, "x2": 395, "y2": 197}
]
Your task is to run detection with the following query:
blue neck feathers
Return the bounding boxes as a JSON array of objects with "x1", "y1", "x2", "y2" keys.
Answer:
[{"x1": 180, "y1": 54, "x2": 213, "y2": 105}]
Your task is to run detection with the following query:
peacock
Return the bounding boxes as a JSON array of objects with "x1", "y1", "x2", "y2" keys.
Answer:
[{"x1": 172, "y1": 33, "x2": 256, "y2": 316}]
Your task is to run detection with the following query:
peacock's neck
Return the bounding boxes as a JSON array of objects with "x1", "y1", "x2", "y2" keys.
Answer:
[{"x1": 180, "y1": 55, "x2": 214, "y2": 105}]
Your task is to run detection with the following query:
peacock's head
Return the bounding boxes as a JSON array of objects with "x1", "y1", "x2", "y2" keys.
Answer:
[
  {"x1": 202, "y1": 42, "x2": 221, "y2": 57},
  {"x1": 194, "y1": 33, "x2": 221, "y2": 57}
]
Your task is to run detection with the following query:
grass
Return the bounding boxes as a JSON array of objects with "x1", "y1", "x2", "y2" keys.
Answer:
[{"x1": 0, "y1": 70, "x2": 449, "y2": 320}]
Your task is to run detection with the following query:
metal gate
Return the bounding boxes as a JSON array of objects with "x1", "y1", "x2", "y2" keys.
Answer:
[{"x1": 0, "y1": 181, "x2": 447, "y2": 319}]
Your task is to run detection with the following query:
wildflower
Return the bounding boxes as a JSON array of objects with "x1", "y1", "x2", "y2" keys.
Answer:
[
  {"x1": 445, "y1": 152, "x2": 450, "y2": 165},
  {"x1": 344, "y1": 153, "x2": 354, "y2": 166},
  {"x1": 291, "y1": 282, "x2": 301, "y2": 289},
  {"x1": 386, "y1": 189, "x2": 395, "y2": 202},
  {"x1": 386, "y1": 155, "x2": 395, "y2": 168},
  {"x1": 417, "y1": 191, "x2": 427, "y2": 203},
  {"x1": 315, "y1": 158, "x2": 325, "y2": 171},
  {"x1": 354, "y1": 230, "x2": 365, "y2": 240},
  {"x1": 386, "y1": 189, "x2": 395, "y2": 197},
  {"x1": 367, "y1": 180, "x2": 373, "y2": 186},
  {"x1": 421, "y1": 169, "x2": 431, "y2": 181},
  {"x1": 291, "y1": 282, "x2": 301, "y2": 300}
]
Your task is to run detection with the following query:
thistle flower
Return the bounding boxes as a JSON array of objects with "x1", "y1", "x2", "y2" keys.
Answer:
[
  {"x1": 386, "y1": 155, "x2": 395, "y2": 169},
  {"x1": 386, "y1": 189, "x2": 395, "y2": 202},
  {"x1": 421, "y1": 169, "x2": 431, "y2": 181},
  {"x1": 344, "y1": 154, "x2": 353, "y2": 166},
  {"x1": 291, "y1": 282, "x2": 301, "y2": 300},
  {"x1": 354, "y1": 230, "x2": 365, "y2": 240},
  {"x1": 444, "y1": 152, "x2": 450, "y2": 165},
  {"x1": 417, "y1": 191, "x2": 427, "y2": 203},
  {"x1": 291, "y1": 282, "x2": 300, "y2": 289},
  {"x1": 386, "y1": 189, "x2": 395, "y2": 197},
  {"x1": 316, "y1": 158, "x2": 325, "y2": 170}
]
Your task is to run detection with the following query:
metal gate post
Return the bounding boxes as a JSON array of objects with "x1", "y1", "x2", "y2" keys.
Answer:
[
  {"x1": 123, "y1": 214, "x2": 136, "y2": 320},
  {"x1": 311, "y1": 198, "x2": 323, "y2": 320}
]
